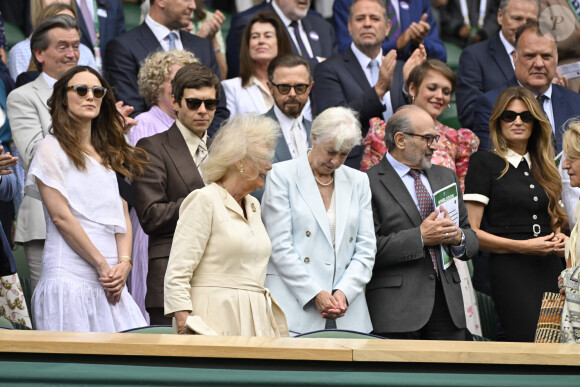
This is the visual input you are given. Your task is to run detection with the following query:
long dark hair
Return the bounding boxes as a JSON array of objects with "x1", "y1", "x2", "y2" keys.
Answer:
[{"x1": 48, "y1": 66, "x2": 147, "y2": 180}]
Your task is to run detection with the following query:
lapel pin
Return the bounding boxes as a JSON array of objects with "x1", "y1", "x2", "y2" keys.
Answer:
[{"x1": 251, "y1": 203, "x2": 256, "y2": 212}]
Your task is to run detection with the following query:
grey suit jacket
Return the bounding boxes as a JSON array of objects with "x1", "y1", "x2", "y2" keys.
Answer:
[
  {"x1": 7, "y1": 74, "x2": 52, "y2": 243},
  {"x1": 134, "y1": 124, "x2": 209, "y2": 308},
  {"x1": 365, "y1": 156, "x2": 478, "y2": 333}
]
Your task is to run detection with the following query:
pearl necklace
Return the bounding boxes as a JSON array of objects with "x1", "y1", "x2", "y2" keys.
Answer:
[{"x1": 314, "y1": 175, "x2": 334, "y2": 186}]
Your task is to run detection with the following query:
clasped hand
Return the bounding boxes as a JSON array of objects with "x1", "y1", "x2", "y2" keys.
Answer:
[
  {"x1": 314, "y1": 290, "x2": 347, "y2": 320},
  {"x1": 98, "y1": 260, "x2": 131, "y2": 305},
  {"x1": 420, "y1": 206, "x2": 461, "y2": 246}
]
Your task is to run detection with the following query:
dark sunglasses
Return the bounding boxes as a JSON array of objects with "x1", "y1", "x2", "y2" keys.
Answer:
[
  {"x1": 402, "y1": 132, "x2": 440, "y2": 146},
  {"x1": 67, "y1": 84, "x2": 107, "y2": 99},
  {"x1": 270, "y1": 83, "x2": 310, "y2": 95},
  {"x1": 500, "y1": 110, "x2": 535, "y2": 123},
  {"x1": 184, "y1": 98, "x2": 219, "y2": 111}
]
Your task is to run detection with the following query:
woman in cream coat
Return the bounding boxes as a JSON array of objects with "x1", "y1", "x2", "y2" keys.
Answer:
[
  {"x1": 164, "y1": 114, "x2": 288, "y2": 337},
  {"x1": 262, "y1": 107, "x2": 376, "y2": 335}
]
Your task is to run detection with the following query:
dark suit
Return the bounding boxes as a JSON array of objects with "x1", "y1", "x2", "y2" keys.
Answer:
[
  {"x1": 103, "y1": 22, "x2": 228, "y2": 134},
  {"x1": 366, "y1": 157, "x2": 478, "y2": 336},
  {"x1": 312, "y1": 47, "x2": 407, "y2": 169},
  {"x1": 473, "y1": 78, "x2": 580, "y2": 152},
  {"x1": 456, "y1": 34, "x2": 514, "y2": 129},
  {"x1": 332, "y1": 0, "x2": 446, "y2": 61},
  {"x1": 134, "y1": 124, "x2": 209, "y2": 318},
  {"x1": 225, "y1": 1, "x2": 337, "y2": 79},
  {"x1": 77, "y1": 0, "x2": 125, "y2": 64}
]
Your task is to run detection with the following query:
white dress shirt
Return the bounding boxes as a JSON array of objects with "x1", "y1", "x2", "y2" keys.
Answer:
[
  {"x1": 145, "y1": 15, "x2": 184, "y2": 51},
  {"x1": 273, "y1": 105, "x2": 308, "y2": 158}
]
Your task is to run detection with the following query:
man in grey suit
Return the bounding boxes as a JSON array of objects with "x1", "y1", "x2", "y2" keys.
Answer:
[
  {"x1": 313, "y1": 0, "x2": 425, "y2": 169},
  {"x1": 366, "y1": 105, "x2": 478, "y2": 340},
  {"x1": 6, "y1": 15, "x2": 81, "y2": 290},
  {"x1": 134, "y1": 63, "x2": 219, "y2": 325},
  {"x1": 254, "y1": 54, "x2": 313, "y2": 202}
]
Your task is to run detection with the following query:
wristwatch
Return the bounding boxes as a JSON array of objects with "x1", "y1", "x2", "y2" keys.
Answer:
[{"x1": 454, "y1": 230, "x2": 466, "y2": 246}]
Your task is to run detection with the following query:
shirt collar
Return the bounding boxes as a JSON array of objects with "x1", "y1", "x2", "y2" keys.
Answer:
[
  {"x1": 273, "y1": 104, "x2": 303, "y2": 130},
  {"x1": 41, "y1": 72, "x2": 58, "y2": 88},
  {"x1": 175, "y1": 118, "x2": 206, "y2": 147},
  {"x1": 386, "y1": 151, "x2": 415, "y2": 179},
  {"x1": 350, "y1": 42, "x2": 382, "y2": 67},
  {"x1": 499, "y1": 31, "x2": 515, "y2": 58},
  {"x1": 145, "y1": 14, "x2": 180, "y2": 45},
  {"x1": 505, "y1": 148, "x2": 532, "y2": 168},
  {"x1": 271, "y1": 0, "x2": 295, "y2": 26}
]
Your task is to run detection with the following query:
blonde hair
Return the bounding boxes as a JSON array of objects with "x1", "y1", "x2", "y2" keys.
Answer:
[
  {"x1": 201, "y1": 114, "x2": 280, "y2": 183},
  {"x1": 489, "y1": 86, "x2": 566, "y2": 229},
  {"x1": 31, "y1": 0, "x2": 77, "y2": 30},
  {"x1": 137, "y1": 50, "x2": 198, "y2": 107},
  {"x1": 563, "y1": 117, "x2": 580, "y2": 160},
  {"x1": 311, "y1": 107, "x2": 362, "y2": 151}
]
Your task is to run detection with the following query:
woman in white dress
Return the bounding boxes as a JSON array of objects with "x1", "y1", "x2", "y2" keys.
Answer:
[{"x1": 27, "y1": 66, "x2": 148, "y2": 332}]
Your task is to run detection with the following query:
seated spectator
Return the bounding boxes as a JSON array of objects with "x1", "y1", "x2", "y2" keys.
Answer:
[
  {"x1": 333, "y1": 0, "x2": 446, "y2": 61},
  {"x1": 26, "y1": 66, "x2": 148, "y2": 332},
  {"x1": 164, "y1": 114, "x2": 288, "y2": 337},
  {"x1": 7, "y1": 2, "x2": 97, "y2": 82},
  {"x1": 222, "y1": 12, "x2": 297, "y2": 119},
  {"x1": 134, "y1": 62, "x2": 219, "y2": 325},
  {"x1": 126, "y1": 50, "x2": 198, "y2": 323},
  {"x1": 435, "y1": 0, "x2": 500, "y2": 47},
  {"x1": 464, "y1": 86, "x2": 567, "y2": 342},
  {"x1": 261, "y1": 107, "x2": 376, "y2": 335}
]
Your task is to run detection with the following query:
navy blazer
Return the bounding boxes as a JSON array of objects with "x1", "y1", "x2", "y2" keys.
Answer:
[
  {"x1": 332, "y1": 0, "x2": 446, "y2": 61},
  {"x1": 103, "y1": 23, "x2": 227, "y2": 134},
  {"x1": 456, "y1": 34, "x2": 514, "y2": 129},
  {"x1": 225, "y1": 1, "x2": 337, "y2": 78},
  {"x1": 0, "y1": 174, "x2": 17, "y2": 277},
  {"x1": 78, "y1": 0, "x2": 125, "y2": 64},
  {"x1": 473, "y1": 78, "x2": 580, "y2": 152},
  {"x1": 312, "y1": 47, "x2": 407, "y2": 169}
]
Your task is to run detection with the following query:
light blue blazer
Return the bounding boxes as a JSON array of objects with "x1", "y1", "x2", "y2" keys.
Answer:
[{"x1": 261, "y1": 155, "x2": 376, "y2": 335}]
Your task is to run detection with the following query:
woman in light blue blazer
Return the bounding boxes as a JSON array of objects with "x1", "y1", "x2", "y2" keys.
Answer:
[{"x1": 262, "y1": 107, "x2": 376, "y2": 335}]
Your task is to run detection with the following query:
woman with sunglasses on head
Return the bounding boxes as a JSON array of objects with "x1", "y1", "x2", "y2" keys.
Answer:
[
  {"x1": 26, "y1": 66, "x2": 147, "y2": 332},
  {"x1": 463, "y1": 86, "x2": 567, "y2": 342}
]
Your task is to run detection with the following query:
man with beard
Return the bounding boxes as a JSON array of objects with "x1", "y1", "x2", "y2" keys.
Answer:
[
  {"x1": 253, "y1": 54, "x2": 313, "y2": 202},
  {"x1": 365, "y1": 105, "x2": 478, "y2": 340},
  {"x1": 104, "y1": 0, "x2": 227, "y2": 133}
]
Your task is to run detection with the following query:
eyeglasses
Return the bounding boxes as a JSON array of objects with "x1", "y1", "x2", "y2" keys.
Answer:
[
  {"x1": 500, "y1": 110, "x2": 535, "y2": 123},
  {"x1": 270, "y1": 83, "x2": 310, "y2": 95},
  {"x1": 67, "y1": 84, "x2": 107, "y2": 99},
  {"x1": 402, "y1": 132, "x2": 440, "y2": 146},
  {"x1": 183, "y1": 98, "x2": 219, "y2": 111}
]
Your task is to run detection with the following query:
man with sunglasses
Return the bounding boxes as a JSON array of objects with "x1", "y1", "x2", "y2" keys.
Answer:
[
  {"x1": 133, "y1": 63, "x2": 219, "y2": 325},
  {"x1": 365, "y1": 105, "x2": 478, "y2": 340}
]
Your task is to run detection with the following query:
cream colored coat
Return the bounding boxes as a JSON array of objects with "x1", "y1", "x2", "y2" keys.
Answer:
[{"x1": 164, "y1": 183, "x2": 288, "y2": 337}]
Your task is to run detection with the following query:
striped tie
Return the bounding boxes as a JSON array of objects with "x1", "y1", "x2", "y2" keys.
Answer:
[
  {"x1": 387, "y1": 0, "x2": 401, "y2": 41},
  {"x1": 290, "y1": 21, "x2": 310, "y2": 58}
]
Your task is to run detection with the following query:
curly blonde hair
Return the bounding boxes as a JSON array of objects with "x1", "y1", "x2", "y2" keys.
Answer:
[
  {"x1": 563, "y1": 117, "x2": 580, "y2": 161},
  {"x1": 137, "y1": 50, "x2": 198, "y2": 107}
]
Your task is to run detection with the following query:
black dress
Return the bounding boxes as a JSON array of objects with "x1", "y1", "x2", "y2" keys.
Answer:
[{"x1": 464, "y1": 151, "x2": 563, "y2": 342}]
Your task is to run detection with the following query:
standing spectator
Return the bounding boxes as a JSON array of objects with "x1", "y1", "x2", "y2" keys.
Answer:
[{"x1": 27, "y1": 66, "x2": 147, "y2": 332}]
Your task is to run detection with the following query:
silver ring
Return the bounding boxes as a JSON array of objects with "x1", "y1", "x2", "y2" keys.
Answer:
[{"x1": 445, "y1": 232, "x2": 449, "y2": 238}]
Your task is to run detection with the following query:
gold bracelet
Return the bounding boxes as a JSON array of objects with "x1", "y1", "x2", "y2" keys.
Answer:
[{"x1": 119, "y1": 255, "x2": 133, "y2": 265}]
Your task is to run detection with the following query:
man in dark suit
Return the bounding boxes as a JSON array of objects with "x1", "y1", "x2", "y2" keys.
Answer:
[
  {"x1": 104, "y1": 0, "x2": 227, "y2": 134},
  {"x1": 134, "y1": 63, "x2": 219, "y2": 325},
  {"x1": 473, "y1": 21, "x2": 580, "y2": 152},
  {"x1": 366, "y1": 105, "x2": 478, "y2": 340},
  {"x1": 313, "y1": 0, "x2": 425, "y2": 169},
  {"x1": 456, "y1": 0, "x2": 538, "y2": 128},
  {"x1": 225, "y1": 0, "x2": 337, "y2": 78},
  {"x1": 333, "y1": 0, "x2": 446, "y2": 61},
  {"x1": 76, "y1": 0, "x2": 125, "y2": 66}
]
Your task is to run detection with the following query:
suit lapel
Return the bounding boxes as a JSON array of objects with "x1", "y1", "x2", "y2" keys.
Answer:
[
  {"x1": 333, "y1": 167, "x2": 352, "y2": 251},
  {"x1": 137, "y1": 24, "x2": 163, "y2": 56},
  {"x1": 551, "y1": 86, "x2": 565, "y2": 152},
  {"x1": 295, "y1": 155, "x2": 333, "y2": 245},
  {"x1": 490, "y1": 35, "x2": 514, "y2": 81},
  {"x1": 303, "y1": 118, "x2": 312, "y2": 147},
  {"x1": 32, "y1": 76, "x2": 52, "y2": 113},
  {"x1": 301, "y1": 17, "x2": 321, "y2": 57},
  {"x1": 377, "y1": 157, "x2": 422, "y2": 226},
  {"x1": 163, "y1": 125, "x2": 204, "y2": 190},
  {"x1": 266, "y1": 108, "x2": 293, "y2": 162},
  {"x1": 343, "y1": 48, "x2": 372, "y2": 90}
]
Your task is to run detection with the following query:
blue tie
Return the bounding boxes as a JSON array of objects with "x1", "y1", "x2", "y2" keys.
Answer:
[
  {"x1": 167, "y1": 32, "x2": 177, "y2": 50},
  {"x1": 369, "y1": 59, "x2": 379, "y2": 86}
]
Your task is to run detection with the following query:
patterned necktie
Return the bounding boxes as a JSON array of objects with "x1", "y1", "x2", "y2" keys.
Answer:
[
  {"x1": 289, "y1": 20, "x2": 310, "y2": 58},
  {"x1": 369, "y1": 59, "x2": 379, "y2": 86},
  {"x1": 196, "y1": 141, "x2": 208, "y2": 167},
  {"x1": 80, "y1": 0, "x2": 97, "y2": 45},
  {"x1": 387, "y1": 0, "x2": 401, "y2": 41},
  {"x1": 166, "y1": 32, "x2": 177, "y2": 50},
  {"x1": 537, "y1": 95, "x2": 557, "y2": 151},
  {"x1": 409, "y1": 169, "x2": 438, "y2": 275}
]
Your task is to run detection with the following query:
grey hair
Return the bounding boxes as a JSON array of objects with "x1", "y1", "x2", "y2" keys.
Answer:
[
  {"x1": 31, "y1": 14, "x2": 79, "y2": 72},
  {"x1": 311, "y1": 107, "x2": 362, "y2": 152},
  {"x1": 201, "y1": 114, "x2": 280, "y2": 183},
  {"x1": 385, "y1": 105, "x2": 422, "y2": 149},
  {"x1": 563, "y1": 117, "x2": 580, "y2": 161},
  {"x1": 499, "y1": 0, "x2": 538, "y2": 14}
]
